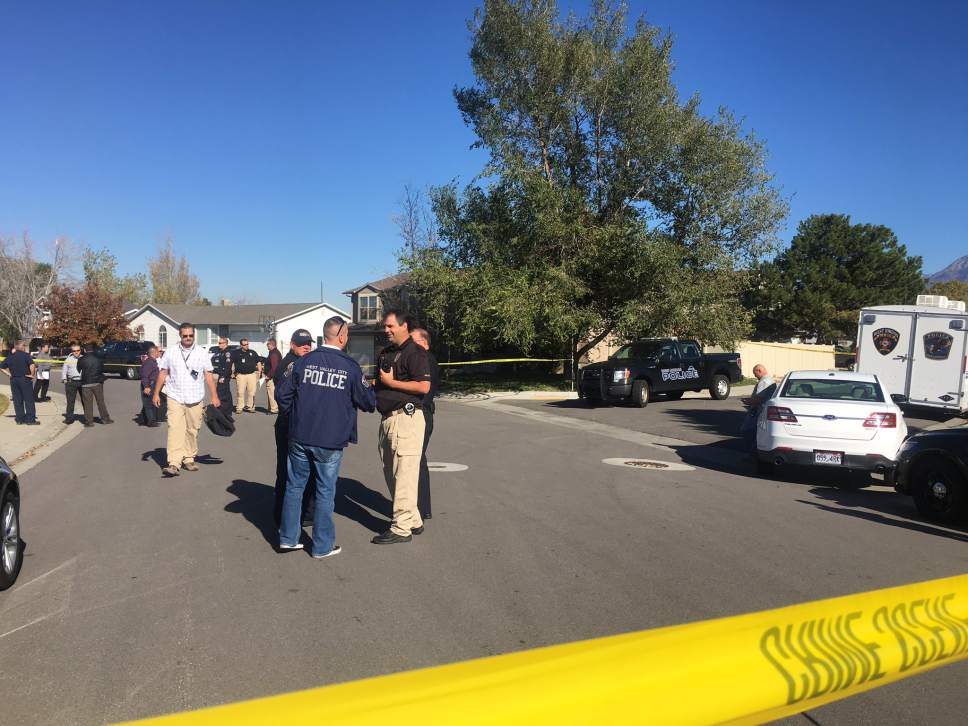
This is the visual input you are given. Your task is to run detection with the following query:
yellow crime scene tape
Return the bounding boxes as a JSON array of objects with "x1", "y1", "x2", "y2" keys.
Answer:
[{"x1": 121, "y1": 573, "x2": 968, "y2": 725}]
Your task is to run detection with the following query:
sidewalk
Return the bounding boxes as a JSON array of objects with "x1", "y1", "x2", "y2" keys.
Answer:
[{"x1": 0, "y1": 389, "x2": 83, "y2": 475}]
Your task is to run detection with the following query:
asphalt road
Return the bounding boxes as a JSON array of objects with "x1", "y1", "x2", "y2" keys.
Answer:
[{"x1": 2, "y1": 379, "x2": 967, "y2": 725}]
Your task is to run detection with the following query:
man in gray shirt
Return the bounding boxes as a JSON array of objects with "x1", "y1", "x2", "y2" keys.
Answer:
[
  {"x1": 61, "y1": 344, "x2": 83, "y2": 424},
  {"x1": 32, "y1": 343, "x2": 53, "y2": 402},
  {"x1": 740, "y1": 364, "x2": 776, "y2": 452}
]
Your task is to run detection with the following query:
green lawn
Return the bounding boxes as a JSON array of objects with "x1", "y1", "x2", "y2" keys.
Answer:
[{"x1": 440, "y1": 370, "x2": 571, "y2": 395}]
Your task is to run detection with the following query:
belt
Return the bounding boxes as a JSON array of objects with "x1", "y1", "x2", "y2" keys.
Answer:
[{"x1": 382, "y1": 406, "x2": 420, "y2": 420}]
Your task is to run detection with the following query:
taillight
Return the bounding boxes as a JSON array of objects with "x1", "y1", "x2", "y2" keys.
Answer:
[
  {"x1": 863, "y1": 412, "x2": 897, "y2": 428},
  {"x1": 767, "y1": 406, "x2": 797, "y2": 422}
]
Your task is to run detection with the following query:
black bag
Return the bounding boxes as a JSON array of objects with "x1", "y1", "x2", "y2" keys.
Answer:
[{"x1": 204, "y1": 404, "x2": 236, "y2": 437}]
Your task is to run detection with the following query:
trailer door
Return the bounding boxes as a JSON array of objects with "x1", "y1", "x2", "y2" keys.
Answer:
[
  {"x1": 856, "y1": 311, "x2": 915, "y2": 397},
  {"x1": 908, "y1": 315, "x2": 968, "y2": 410}
]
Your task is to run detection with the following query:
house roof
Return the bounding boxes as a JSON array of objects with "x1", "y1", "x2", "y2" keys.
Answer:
[
  {"x1": 342, "y1": 272, "x2": 411, "y2": 296},
  {"x1": 131, "y1": 302, "x2": 349, "y2": 327}
]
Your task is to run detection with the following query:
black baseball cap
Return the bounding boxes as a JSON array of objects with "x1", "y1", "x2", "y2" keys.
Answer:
[{"x1": 291, "y1": 329, "x2": 313, "y2": 346}]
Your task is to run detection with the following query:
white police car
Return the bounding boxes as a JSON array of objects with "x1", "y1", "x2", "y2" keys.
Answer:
[{"x1": 755, "y1": 370, "x2": 908, "y2": 479}]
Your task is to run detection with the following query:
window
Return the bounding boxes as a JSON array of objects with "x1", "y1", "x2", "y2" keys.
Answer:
[
  {"x1": 359, "y1": 294, "x2": 379, "y2": 322},
  {"x1": 158, "y1": 325, "x2": 167, "y2": 348},
  {"x1": 679, "y1": 341, "x2": 701, "y2": 359},
  {"x1": 780, "y1": 378, "x2": 884, "y2": 402},
  {"x1": 611, "y1": 342, "x2": 662, "y2": 360},
  {"x1": 197, "y1": 327, "x2": 209, "y2": 346}
]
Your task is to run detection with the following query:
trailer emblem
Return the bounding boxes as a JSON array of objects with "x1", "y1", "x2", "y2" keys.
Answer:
[
  {"x1": 872, "y1": 328, "x2": 900, "y2": 356},
  {"x1": 939, "y1": 394, "x2": 955, "y2": 402},
  {"x1": 923, "y1": 332, "x2": 954, "y2": 361}
]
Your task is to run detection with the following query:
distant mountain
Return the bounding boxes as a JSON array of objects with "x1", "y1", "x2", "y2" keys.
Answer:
[{"x1": 929, "y1": 256, "x2": 968, "y2": 282}]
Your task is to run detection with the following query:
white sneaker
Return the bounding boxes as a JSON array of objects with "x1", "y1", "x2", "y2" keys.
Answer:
[
  {"x1": 278, "y1": 542, "x2": 304, "y2": 551},
  {"x1": 312, "y1": 545, "x2": 342, "y2": 559}
]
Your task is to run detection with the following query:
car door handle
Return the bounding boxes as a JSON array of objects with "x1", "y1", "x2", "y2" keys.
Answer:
[{"x1": 892, "y1": 355, "x2": 908, "y2": 361}]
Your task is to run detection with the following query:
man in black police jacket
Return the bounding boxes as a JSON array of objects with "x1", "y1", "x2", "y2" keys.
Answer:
[
  {"x1": 211, "y1": 337, "x2": 234, "y2": 413},
  {"x1": 0, "y1": 340, "x2": 38, "y2": 425},
  {"x1": 272, "y1": 329, "x2": 314, "y2": 525},
  {"x1": 372, "y1": 309, "x2": 432, "y2": 545},
  {"x1": 411, "y1": 327, "x2": 439, "y2": 521},
  {"x1": 275, "y1": 316, "x2": 376, "y2": 557}
]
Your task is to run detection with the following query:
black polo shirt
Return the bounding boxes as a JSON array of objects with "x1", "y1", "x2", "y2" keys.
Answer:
[
  {"x1": 424, "y1": 351, "x2": 440, "y2": 414},
  {"x1": 232, "y1": 348, "x2": 261, "y2": 374},
  {"x1": 375, "y1": 337, "x2": 431, "y2": 416},
  {"x1": 0, "y1": 350, "x2": 33, "y2": 378}
]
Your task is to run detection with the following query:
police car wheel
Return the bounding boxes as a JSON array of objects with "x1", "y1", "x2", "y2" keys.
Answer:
[
  {"x1": 709, "y1": 375, "x2": 730, "y2": 400},
  {"x1": 912, "y1": 457, "x2": 968, "y2": 523},
  {"x1": 124, "y1": 367, "x2": 138, "y2": 380},
  {"x1": 632, "y1": 380, "x2": 650, "y2": 408},
  {"x1": 0, "y1": 489, "x2": 22, "y2": 591}
]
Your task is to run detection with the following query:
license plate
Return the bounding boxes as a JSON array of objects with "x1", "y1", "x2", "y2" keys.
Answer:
[{"x1": 814, "y1": 451, "x2": 843, "y2": 465}]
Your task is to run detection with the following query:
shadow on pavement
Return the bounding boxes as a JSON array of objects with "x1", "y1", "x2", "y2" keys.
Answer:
[
  {"x1": 336, "y1": 478, "x2": 391, "y2": 533},
  {"x1": 798, "y1": 486, "x2": 968, "y2": 543},
  {"x1": 141, "y1": 448, "x2": 166, "y2": 468},
  {"x1": 225, "y1": 479, "x2": 277, "y2": 545}
]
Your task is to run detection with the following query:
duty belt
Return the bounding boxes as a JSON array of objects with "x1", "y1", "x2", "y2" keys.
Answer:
[{"x1": 382, "y1": 403, "x2": 417, "y2": 420}]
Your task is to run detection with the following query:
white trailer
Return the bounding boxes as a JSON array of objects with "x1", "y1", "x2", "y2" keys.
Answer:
[{"x1": 856, "y1": 295, "x2": 968, "y2": 413}]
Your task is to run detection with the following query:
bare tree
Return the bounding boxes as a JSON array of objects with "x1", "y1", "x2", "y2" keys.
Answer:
[
  {"x1": 147, "y1": 238, "x2": 200, "y2": 304},
  {"x1": 0, "y1": 234, "x2": 71, "y2": 339},
  {"x1": 393, "y1": 184, "x2": 424, "y2": 258}
]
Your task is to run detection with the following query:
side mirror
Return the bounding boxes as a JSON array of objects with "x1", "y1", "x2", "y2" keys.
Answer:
[{"x1": 891, "y1": 394, "x2": 908, "y2": 405}]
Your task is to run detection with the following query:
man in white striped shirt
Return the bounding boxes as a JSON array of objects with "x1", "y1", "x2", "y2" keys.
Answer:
[{"x1": 152, "y1": 322, "x2": 220, "y2": 477}]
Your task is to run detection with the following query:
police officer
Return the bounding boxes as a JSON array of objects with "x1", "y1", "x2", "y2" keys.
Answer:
[
  {"x1": 272, "y1": 329, "x2": 315, "y2": 525},
  {"x1": 0, "y1": 341, "x2": 39, "y2": 425},
  {"x1": 211, "y1": 337, "x2": 234, "y2": 413},
  {"x1": 411, "y1": 327, "x2": 439, "y2": 520},
  {"x1": 373, "y1": 309, "x2": 432, "y2": 545},
  {"x1": 231, "y1": 338, "x2": 262, "y2": 414},
  {"x1": 275, "y1": 316, "x2": 376, "y2": 557}
]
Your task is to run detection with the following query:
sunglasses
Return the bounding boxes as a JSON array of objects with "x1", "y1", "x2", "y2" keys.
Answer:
[{"x1": 181, "y1": 334, "x2": 194, "y2": 339}]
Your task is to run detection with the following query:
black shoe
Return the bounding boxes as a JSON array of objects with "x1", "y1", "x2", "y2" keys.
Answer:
[
  {"x1": 411, "y1": 526, "x2": 424, "y2": 535},
  {"x1": 64, "y1": 418, "x2": 74, "y2": 425},
  {"x1": 421, "y1": 513, "x2": 432, "y2": 520},
  {"x1": 147, "y1": 422, "x2": 159, "y2": 427},
  {"x1": 26, "y1": 420, "x2": 40, "y2": 426},
  {"x1": 371, "y1": 531, "x2": 412, "y2": 545}
]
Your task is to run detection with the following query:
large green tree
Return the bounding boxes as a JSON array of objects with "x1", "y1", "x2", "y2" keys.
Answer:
[
  {"x1": 747, "y1": 214, "x2": 924, "y2": 343},
  {"x1": 404, "y1": 0, "x2": 786, "y2": 373},
  {"x1": 82, "y1": 247, "x2": 150, "y2": 307}
]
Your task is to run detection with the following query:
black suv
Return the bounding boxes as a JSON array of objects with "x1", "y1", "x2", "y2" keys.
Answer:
[
  {"x1": 1, "y1": 454, "x2": 23, "y2": 590},
  {"x1": 98, "y1": 341, "x2": 156, "y2": 380},
  {"x1": 894, "y1": 426, "x2": 968, "y2": 522}
]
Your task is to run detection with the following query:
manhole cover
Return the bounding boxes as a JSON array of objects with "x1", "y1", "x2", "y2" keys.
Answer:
[
  {"x1": 428, "y1": 462, "x2": 469, "y2": 472},
  {"x1": 602, "y1": 458, "x2": 695, "y2": 472}
]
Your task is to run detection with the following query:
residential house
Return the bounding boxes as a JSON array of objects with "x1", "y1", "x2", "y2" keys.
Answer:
[
  {"x1": 126, "y1": 301, "x2": 350, "y2": 356},
  {"x1": 341, "y1": 273, "x2": 411, "y2": 367}
]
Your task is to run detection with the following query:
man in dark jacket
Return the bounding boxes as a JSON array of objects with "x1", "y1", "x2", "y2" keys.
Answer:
[
  {"x1": 272, "y1": 329, "x2": 315, "y2": 525},
  {"x1": 78, "y1": 343, "x2": 112, "y2": 427},
  {"x1": 140, "y1": 346, "x2": 165, "y2": 427},
  {"x1": 263, "y1": 338, "x2": 282, "y2": 415},
  {"x1": 275, "y1": 317, "x2": 376, "y2": 557},
  {"x1": 210, "y1": 337, "x2": 234, "y2": 413},
  {"x1": 0, "y1": 340, "x2": 38, "y2": 425},
  {"x1": 411, "y1": 328, "x2": 439, "y2": 521}
]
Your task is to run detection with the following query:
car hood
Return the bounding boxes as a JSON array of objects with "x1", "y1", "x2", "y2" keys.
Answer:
[{"x1": 581, "y1": 362, "x2": 613, "y2": 372}]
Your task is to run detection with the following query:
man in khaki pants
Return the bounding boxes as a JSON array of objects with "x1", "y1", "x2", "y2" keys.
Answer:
[
  {"x1": 372, "y1": 310, "x2": 432, "y2": 545},
  {"x1": 231, "y1": 338, "x2": 262, "y2": 413},
  {"x1": 152, "y1": 322, "x2": 219, "y2": 477},
  {"x1": 263, "y1": 338, "x2": 282, "y2": 414}
]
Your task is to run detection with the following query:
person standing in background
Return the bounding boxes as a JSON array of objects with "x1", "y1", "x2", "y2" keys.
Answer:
[
  {"x1": 61, "y1": 344, "x2": 83, "y2": 424},
  {"x1": 211, "y1": 337, "x2": 234, "y2": 413},
  {"x1": 410, "y1": 327, "x2": 439, "y2": 521},
  {"x1": 272, "y1": 329, "x2": 315, "y2": 525},
  {"x1": 263, "y1": 338, "x2": 282, "y2": 415},
  {"x1": 140, "y1": 345, "x2": 165, "y2": 427},
  {"x1": 77, "y1": 343, "x2": 112, "y2": 427},
  {"x1": 0, "y1": 341, "x2": 38, "y2": 425},
  {"x1": 231, "y1": 338, "x2": 261, "y2": 413},
  {"x1": 32, "y1": 343, "x2": 52, "y2": 401}
]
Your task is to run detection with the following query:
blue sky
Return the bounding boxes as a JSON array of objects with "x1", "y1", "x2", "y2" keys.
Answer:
[{"x1": 1, "y1": 1, "x2": 965, "y2": 306}]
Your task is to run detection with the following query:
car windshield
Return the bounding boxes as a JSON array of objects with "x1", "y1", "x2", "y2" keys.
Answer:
[
  {"x1": 611, "y1": 342, "x2": 662, "y2": 360},
  {"x1": 781, "y1": 378, "x2": 885, "y2": 402}
]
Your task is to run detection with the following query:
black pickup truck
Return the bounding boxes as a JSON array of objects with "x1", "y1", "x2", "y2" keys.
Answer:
[
  {"x1": 578, "y1": 338, "x2": 743, "y2": 407},
  {"x1": 97, "y1": 341, "x2": 156, "y2": 380}
]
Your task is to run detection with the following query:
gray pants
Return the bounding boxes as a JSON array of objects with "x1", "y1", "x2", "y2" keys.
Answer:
[{"x1": 80, "y1": 384, "x2": 110, "y2": 424}]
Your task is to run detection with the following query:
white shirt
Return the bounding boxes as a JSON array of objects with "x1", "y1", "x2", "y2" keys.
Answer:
[{"x1": 158, "y1": 343, "x2": 213, "y2": 405}]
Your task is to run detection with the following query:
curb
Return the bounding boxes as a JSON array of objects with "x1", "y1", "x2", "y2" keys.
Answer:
[{"x1": 7, "y1": 391, "x2": 85, "y2": 476}]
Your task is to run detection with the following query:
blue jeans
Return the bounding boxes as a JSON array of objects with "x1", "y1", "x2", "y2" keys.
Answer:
[
  {"x1": 740, "y1": 407, "x2": 759, "y2": 453},
  {"x1": 279, "y1": 441, "x2": 343, "y2": 554}
]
